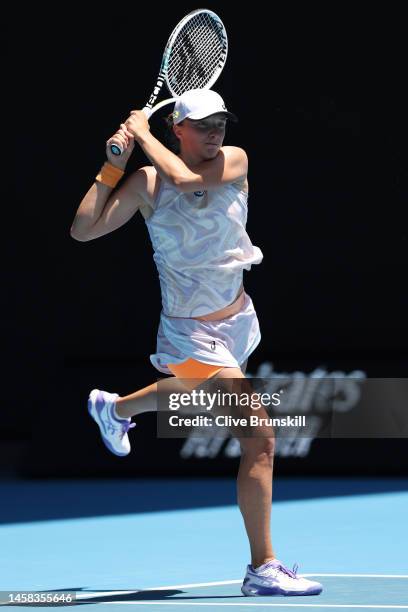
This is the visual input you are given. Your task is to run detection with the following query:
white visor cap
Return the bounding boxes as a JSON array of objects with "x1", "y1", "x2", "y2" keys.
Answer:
[{"x1": 172, "y1": 89, "x2": 238, "y2": 125}]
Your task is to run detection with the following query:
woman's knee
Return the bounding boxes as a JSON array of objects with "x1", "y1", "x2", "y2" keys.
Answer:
[{"x1": 239, "y1": 436, "x2": 275, "y2": 461}]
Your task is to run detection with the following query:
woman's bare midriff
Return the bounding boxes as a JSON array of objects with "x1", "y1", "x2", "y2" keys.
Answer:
[{"x1": 168, "y1": 281, "x2": 245, "y2": 322}]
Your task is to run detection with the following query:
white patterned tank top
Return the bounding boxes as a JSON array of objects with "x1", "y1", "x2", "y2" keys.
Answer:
[{"x1": 144, "y1": 179, "x2": 263, "y2": 317}]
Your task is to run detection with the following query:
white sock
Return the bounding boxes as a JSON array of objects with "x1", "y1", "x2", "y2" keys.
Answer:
[
  {"x1": 254, "y1": 559, "x2": 278, "y2": 573},
  {"x1": 112, "y1": 400, "x2": 127, "y2": 421}
]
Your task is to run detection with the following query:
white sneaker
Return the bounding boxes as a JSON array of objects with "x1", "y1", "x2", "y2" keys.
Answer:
[
  {"x1": 88, "y1": 389, "x2": 136, "y2": 456},
  {"x1": 241, "y1": 559, "x2": 323, "y2": 596}
]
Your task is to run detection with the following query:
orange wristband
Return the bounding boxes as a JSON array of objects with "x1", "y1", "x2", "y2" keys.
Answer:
[{"x1": 95, "y1": 162, "x2": 125, "y2": 188}]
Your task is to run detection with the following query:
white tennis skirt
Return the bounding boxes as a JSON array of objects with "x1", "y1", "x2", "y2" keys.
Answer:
[{"x1": 150, "y1": 290, "x2": 261, "y2": 375}]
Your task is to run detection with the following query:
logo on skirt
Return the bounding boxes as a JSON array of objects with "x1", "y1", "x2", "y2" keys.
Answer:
[{"x1": 210, "y1": 340, "x2": 216, "y2": 351}]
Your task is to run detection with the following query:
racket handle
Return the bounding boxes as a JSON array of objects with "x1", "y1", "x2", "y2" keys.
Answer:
[
  {"x1": 142, "y1": 106, "x2": 153, "y2": 119},
  {"x1": 110, "y1": 107, "x2": 154, "y2": 156}
]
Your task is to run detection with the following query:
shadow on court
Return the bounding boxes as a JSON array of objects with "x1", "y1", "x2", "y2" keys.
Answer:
[
  {"x1": 60, "y1": 588, "x2": 245, "y2": 605},
  {"x1": 0, "y1": 587, "x2": 251, "y2": 606},
  {"x1": 0, "y1": 476, "x2": 407, "y2": 525}
]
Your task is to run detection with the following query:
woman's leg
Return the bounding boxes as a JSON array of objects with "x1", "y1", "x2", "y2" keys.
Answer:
[
  {"x1": 114, "y1": 377, "x2": 194, "y2": 419},
  {"x1": 211, "y1": 365, "x2": 276, "y2": 570},
  {"x1": 114, "y1": 359, "x2": 242, "y2": 419},
  {"x1": 114, "y1": 358, "x2": 274, "y2": 568}
]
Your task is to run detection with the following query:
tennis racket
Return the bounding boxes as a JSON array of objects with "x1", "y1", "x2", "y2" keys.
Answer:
[{"x1": 110, "y1": 8, "x2": 228, "y2": 155}]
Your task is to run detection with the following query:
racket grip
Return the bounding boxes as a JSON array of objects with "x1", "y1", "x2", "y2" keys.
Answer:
[
  {"x1": 142, "y1": 106, "x2": 153, "y2": 119},
  {"x1": 110, "y1": 107, "x2": 153, "y2": 155}
]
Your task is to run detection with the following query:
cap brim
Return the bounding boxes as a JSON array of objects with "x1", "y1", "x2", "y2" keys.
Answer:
[{"x1": 187, "y1": 111, "x2": 239, "y2": 123}]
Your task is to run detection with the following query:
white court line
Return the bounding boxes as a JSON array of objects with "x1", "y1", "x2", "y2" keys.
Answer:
[
  {"x1": 89, "y1": 574, "x2": 408, "y2": 595},
  {"x1": 145, "y1": 574, "x2": 408, "y2": 589},
  {"x1": 93, "y1": 603, "x2": 408, "y2": 608},
  {"x1": 303, "y1": 574, "x2": 408, "y2": 579}
]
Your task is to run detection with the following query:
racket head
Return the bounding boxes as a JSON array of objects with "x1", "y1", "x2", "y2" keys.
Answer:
[
  {"x1": 111, "y1": 10, "x2": 228, "y2": 156},
  {"x1": 162, "y1": 9, "x2": 228, "y2": 97}
]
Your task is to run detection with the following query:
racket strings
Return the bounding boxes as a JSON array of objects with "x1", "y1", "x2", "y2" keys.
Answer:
[
  {"x1": 172, "y1": 16, "x2": 224, "y2": 83},
  {"x1": 167, "y1": 13, "x2": 227, "y2": 95}
]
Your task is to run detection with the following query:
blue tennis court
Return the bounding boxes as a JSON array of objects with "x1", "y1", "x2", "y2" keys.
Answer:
[{"x1": 1, "y1": 477, "x2": 407, "y2": 609}]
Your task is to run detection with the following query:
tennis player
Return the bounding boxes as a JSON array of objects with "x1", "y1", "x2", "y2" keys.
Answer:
[{"x1": 70, "y1": 89, "x2": 322, "y2": 597}]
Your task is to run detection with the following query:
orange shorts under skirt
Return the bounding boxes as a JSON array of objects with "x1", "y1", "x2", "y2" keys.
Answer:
[{"x1": 167, "y1": 357, "x2": 225, "y2": 378}]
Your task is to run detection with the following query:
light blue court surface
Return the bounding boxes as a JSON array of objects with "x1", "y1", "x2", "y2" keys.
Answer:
[{"x1": 0, "y1": 478, "x2": 407, "y2": 610}]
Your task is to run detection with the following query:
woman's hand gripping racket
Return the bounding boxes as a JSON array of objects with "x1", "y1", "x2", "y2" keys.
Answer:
[{"x1": 110, "y1": 8, "x2": 228, "y2": 156}]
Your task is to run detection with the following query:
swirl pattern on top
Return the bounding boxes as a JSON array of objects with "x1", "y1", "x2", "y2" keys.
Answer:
[{"x1": 145, "y1": 181, "x2": 263, "y2": 317}]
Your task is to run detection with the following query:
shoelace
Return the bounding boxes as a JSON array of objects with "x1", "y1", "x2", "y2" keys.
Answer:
[
  {"x1": 106, "y1": 402, "x2": 136, "y2": 437},
  {"x1": 107, "y1": 415, "x2": 136, "y2": 437},
  {"x1": 263, "y1": 561, "x2": 299, "y2": 579}
]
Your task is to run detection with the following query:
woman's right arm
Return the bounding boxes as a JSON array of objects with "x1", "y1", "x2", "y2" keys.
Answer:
[
  {"x1": 70, "y1": 123, "x2": 150, "y2": 241},
  {"x1": 70, "y1": 169, "x2": 150, "y2": 241}
]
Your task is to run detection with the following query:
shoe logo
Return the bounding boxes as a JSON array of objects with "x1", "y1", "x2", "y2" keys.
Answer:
[{"x1": 194, "y1": 190, "x2": 205, "y2": 197}]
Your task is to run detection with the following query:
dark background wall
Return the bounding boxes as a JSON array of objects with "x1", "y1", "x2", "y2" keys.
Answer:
[{"x1": 7, "y1": 4, "x2": 407, "y2": 477}]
